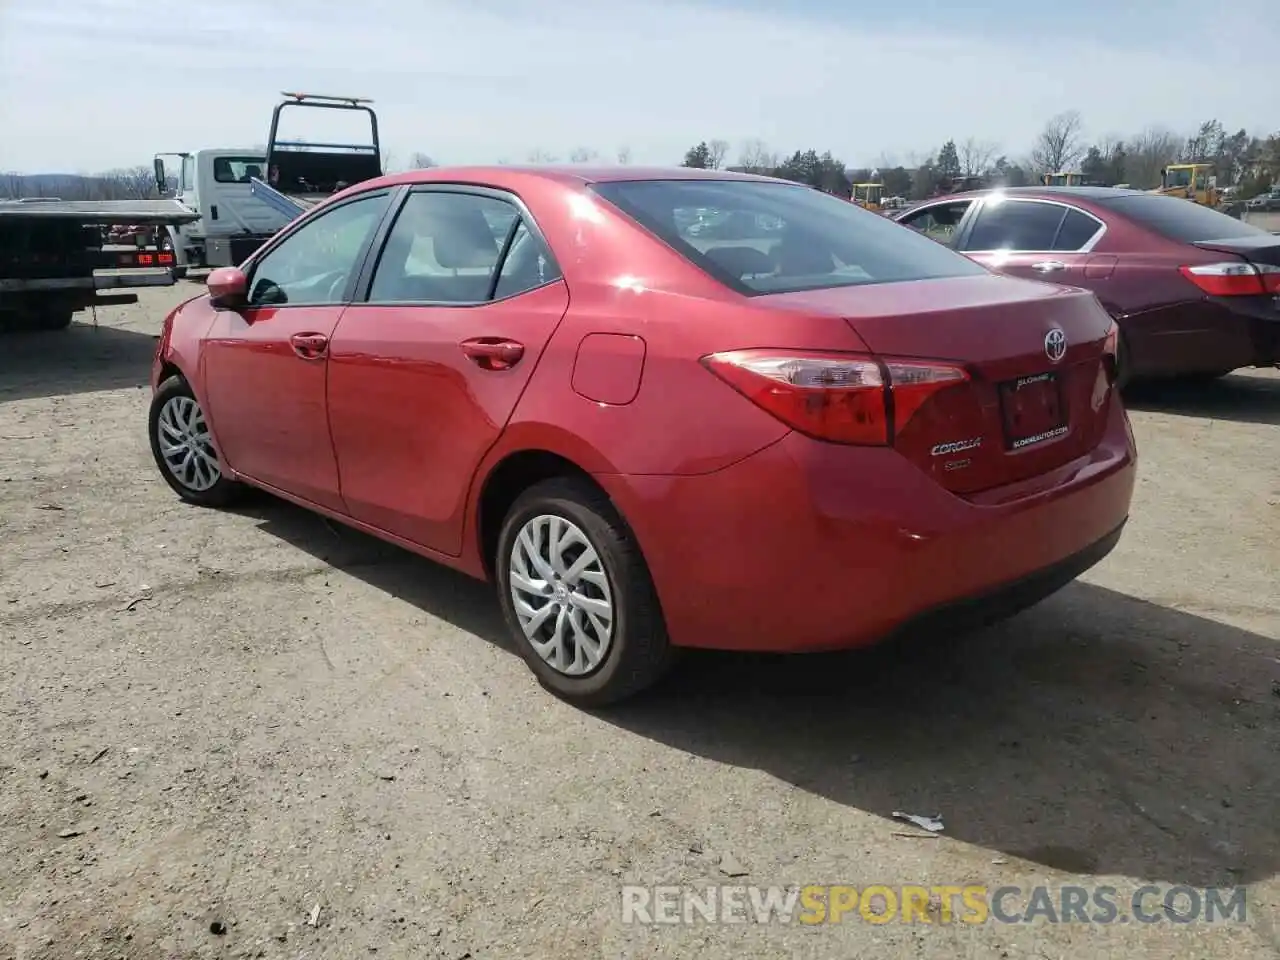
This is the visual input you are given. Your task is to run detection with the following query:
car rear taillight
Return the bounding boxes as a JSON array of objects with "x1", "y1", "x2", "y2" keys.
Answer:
[
  {"x1": 701, "y1": 349, "x2": 969, "y2": 445},
  {"x1": 1101, "y1": 321, "x2": 1120, "y2": 385},
  {"x1": 1179, "y1": 262, "x2": 1280, "y2": 296}
]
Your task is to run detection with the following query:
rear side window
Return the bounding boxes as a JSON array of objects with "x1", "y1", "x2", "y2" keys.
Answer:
[
  {"x1": 964, "y1": 200, "x2": 1066, "y2": 251},
  {"x1": 1099, "y1": 194, "x2": 1270, "y2": 242},
  {"x1": 592, "y1": 179, "x2": 986, "y2": 296},
  {"x1": 1053, "y1": 208, "x2": 1104, "y2": 250}
]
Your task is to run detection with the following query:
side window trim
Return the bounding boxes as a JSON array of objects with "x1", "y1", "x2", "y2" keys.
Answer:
[
  {"x1": 486, "y1": 214, "x2": 523, "y2": 301},
  {"x1": 960, "y1": 198, "x2": 1106, "y2": 254},
  {"x1": 353, "y1": 183, "x2": 563, "y2": 307},
  {"x1": 243, "y1": 189, "x2": 396, "y2": 309}
]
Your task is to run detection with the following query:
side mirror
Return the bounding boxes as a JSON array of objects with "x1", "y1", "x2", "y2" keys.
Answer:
[
  {"x1": 153, "y1": 158, "x2": 167, "y2": 196},
  {"x1": 207, "y1": 267, "x2": 248, "y2": 309}
]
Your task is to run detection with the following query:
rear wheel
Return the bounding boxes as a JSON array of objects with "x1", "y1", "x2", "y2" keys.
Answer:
[
  {"x1": 148, "y1": 375, "x2": 240, "y2": 507},
  {"x1": 495, "y1": 477, "x2": 673, "y2": 707}
]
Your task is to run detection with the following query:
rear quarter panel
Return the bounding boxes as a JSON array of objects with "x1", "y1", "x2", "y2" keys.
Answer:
[
  {"x1": 498, "y1": 181, "x2": 879, "y2": 477},
  {"x1": 1085, "y1": 209, "x2": 1254, "y2": 376}
]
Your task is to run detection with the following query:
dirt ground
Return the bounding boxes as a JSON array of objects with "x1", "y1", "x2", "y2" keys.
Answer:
[{"x1": 1, "y1": 285, "x2": 1278, "y2": 960}]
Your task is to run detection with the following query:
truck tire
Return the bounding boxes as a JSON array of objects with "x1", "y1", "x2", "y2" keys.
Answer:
[
  {"x1": 2, "y1": 304, "x2": 73, "y2": 332},
  {"x1": 32, "y1": 309, "x2": 74, "y2": 331}
]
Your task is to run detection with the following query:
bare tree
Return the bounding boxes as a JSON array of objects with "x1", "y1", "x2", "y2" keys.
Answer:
[
  {"x1": 568, "y1": 147, "x2": 599, "y2": 163},
  {"x1": 616, "y1": 146, "x2": 632, "y2": 165},
  {"x1": 381, "y1": 152, "x2": 396, "y2": 173},
  {"x1": 707, "y1": 139, "x2": 730, "y2": 170},
  {"x1": 1, "y1": 172, "x2": 25, "y2": 199},
  {"x1": 407, "y1": 152, "x2": 436, "y2": 169},
  {"x1": 1030, "y1": 110, "x2": 1085, "y2": 174},
  {"x1": 99, "y1": 166, "x2": 160, "y2": 199},
  {"x1": 527, "y1": 149, "x2": 559, "y2": 163},
  {"x1": 959, "y1": 138, "x2": 1000, "y2": 177},
  {"x1": 737, "y1": 139, "x2": 777, "y2": 174},
  {"x1": 1127, "y1": 126, "x2": 1182, "y2": 188}
]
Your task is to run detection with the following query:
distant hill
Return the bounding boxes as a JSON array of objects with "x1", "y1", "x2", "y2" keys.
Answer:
[{"x1": 1, "y1": 169, "x2": 157, "y2": 201}]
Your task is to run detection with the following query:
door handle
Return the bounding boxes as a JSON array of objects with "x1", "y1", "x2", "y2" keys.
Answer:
[
  {"x1": 1031, "y1": 260, "x2": 1067, "y2": 273},
  {"x1": 290, "y1": 332, "x2": 329, "y2": 359},
  {"x1": 460, "y1": 337, "x2": 524, "y2": 370}
]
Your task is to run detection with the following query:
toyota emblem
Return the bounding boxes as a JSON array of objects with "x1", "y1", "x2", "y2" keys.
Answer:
[{"x1": 1044, "y1": 328, "x2": 1067, "y2": 363}]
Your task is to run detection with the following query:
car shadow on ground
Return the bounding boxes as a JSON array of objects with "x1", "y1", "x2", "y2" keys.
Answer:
[
  {"x1": 1123, "y1": 371, "x2": 1280, "y2": 426},
  {"x1": 0, "y1": 320, "x2": 158, "y2": 403},
  {"x1": 241, "y1": 497, "x2": 1279, "y2": 889}
]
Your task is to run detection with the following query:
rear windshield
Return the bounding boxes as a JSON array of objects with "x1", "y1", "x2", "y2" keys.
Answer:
[
  {"x1": 1099, "y1": 193, "x2": 1270, "y2": 242},
  {"x1": 591, "y1": 179, "x2": 987, "y2": 296}
]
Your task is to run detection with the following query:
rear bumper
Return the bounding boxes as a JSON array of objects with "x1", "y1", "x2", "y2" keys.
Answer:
[
  {"x1": 597, "y1": 397, "x2": 1137, "y2": 653},
  {"x1": 1124, "y1": 298, "x2": 1280, "y2": 377}
]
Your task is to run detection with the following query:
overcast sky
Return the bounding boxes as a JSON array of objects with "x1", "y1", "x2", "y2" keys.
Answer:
[{"x1": 1, "y1": 0, "x2": 1276, "y2": 174}]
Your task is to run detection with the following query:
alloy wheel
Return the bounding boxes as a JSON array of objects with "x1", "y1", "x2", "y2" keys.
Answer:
[
  {"x1": 156, "y1": 395, "x2": 221, "y2": 492},
  {"x1": 508, "y1": 514, "x2": 615, "y2": 676}
]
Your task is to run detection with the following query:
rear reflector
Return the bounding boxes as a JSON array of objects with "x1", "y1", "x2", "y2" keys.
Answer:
[
  {"x1": 701, "y1": 349, "x2": 969, "y2": 445},
  {"x1": 1179, "y1": 261, "x2": 1280, "y2": 296}
]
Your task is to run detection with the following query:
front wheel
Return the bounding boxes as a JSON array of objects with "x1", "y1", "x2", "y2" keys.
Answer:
[
  {"x1": 148, "y1": 375, "x2": 240, "y2": 507},
  {"x1": 495, "y1": 477, "x2": 673, "y2": 707}
]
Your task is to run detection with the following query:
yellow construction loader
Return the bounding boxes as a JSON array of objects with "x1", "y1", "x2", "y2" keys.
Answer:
[
  {"x1": 851, "y1": 182, "x2": 884, "y2": 212},
  {"x1": 1042, "y1": 171, "x2": 1086, "y2": 186},
  {"x1": 1154, "y1": 163, "x2": 1218, "y2": 206}
]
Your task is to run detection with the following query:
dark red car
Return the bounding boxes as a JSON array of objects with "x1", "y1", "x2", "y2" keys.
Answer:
[
  {"x1": 148, "y1": 167, "x2": 1135, "y2": 706},
  {"x1": 893, "y1": 186, "x2": 1280, "y2": 381}
]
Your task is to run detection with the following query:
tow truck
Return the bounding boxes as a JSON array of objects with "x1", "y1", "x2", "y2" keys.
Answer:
[
  {"x1": 0, "y1": 198, "x2": 198, "y2": 332},
  {"x1": 249, "y1": 92, "x2": 383, "y2": 220},
  {"x1": 151, "y1": 149, "x2": 292, "y2": 274}
]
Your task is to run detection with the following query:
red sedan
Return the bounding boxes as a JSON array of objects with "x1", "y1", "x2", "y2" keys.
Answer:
[
  {"x1": 892, "y1": 186, "x2": 1280, "y2": 381},
  {"x1": 148, "y1": 166, "x2": 1136, "y2": 705}
]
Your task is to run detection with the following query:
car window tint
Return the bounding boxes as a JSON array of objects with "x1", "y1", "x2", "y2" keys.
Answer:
[
  {"x1": 593, "y1": 180, "x2": 986, "y2": 296},
  {"x1": 964, "y1": 200, "x2": 1067, "y2": 251},
  {"x1": 1099, "y1": 193, "x2": 1271, "y2": 242},
  {"x1": 248, "y1": 193, "x2": 388, "y2": 306},
  {"x1": 1053, "y1": 208, "x2": 1103, "y2": 251},
  {"x1": 368, "y1": 192, "x2": 519, "y2": 304},
  {"x1": 492, "y1": 220, "x2": 561, "y2": 300},
  {"x1": 899, "y1": 201, "x2": 972, "y2": 246}
]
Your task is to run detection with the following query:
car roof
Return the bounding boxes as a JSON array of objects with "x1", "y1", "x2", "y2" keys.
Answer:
[
  {"x1": 922, "y1": 185, "x2": 1148, "y2": 202},
  {"x1": 372, "y1": 165, "x2": 784, "y2": 187}
]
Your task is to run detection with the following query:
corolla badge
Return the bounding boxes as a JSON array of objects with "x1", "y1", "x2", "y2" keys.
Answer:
[{"x1": 1044, "y1": 327, "x2": 1067, "y2": 363}]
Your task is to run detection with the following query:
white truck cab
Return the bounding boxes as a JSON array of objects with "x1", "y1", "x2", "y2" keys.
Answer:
[{"x1": 153, "y1": 149, "x2": 294, "y2": 271}]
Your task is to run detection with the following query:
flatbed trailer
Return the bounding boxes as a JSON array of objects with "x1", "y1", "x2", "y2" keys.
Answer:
[
  {"x1": 0, "y1": 197, "x2": 199, "y2": 331},
  {"x1": 249, "y1": 92, "x2": 383, "y2": 221}
]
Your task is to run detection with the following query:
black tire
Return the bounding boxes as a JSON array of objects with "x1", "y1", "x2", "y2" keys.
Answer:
[
  {"x1": 148, "y1": 375, "x2": 240, "y2": 507},
  {"x1": 32, "y1": 309, "x2": 74, "y2": 331},
  {"x1": 495, "y1": 477, "x2": 673, "y2": 707}
]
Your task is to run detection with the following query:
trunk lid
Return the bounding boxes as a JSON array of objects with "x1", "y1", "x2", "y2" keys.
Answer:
[
  {"x1": 761, "y1": 274, "x2": 1117, "y2": 494},
  {"x1": 1190, "y1": 236, "x2": 1280, "y2": 268}
]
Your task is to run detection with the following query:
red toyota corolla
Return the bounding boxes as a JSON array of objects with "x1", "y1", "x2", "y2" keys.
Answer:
[{"x1": 148, "y1": 166, "x2": 1137, "y2": 706}]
